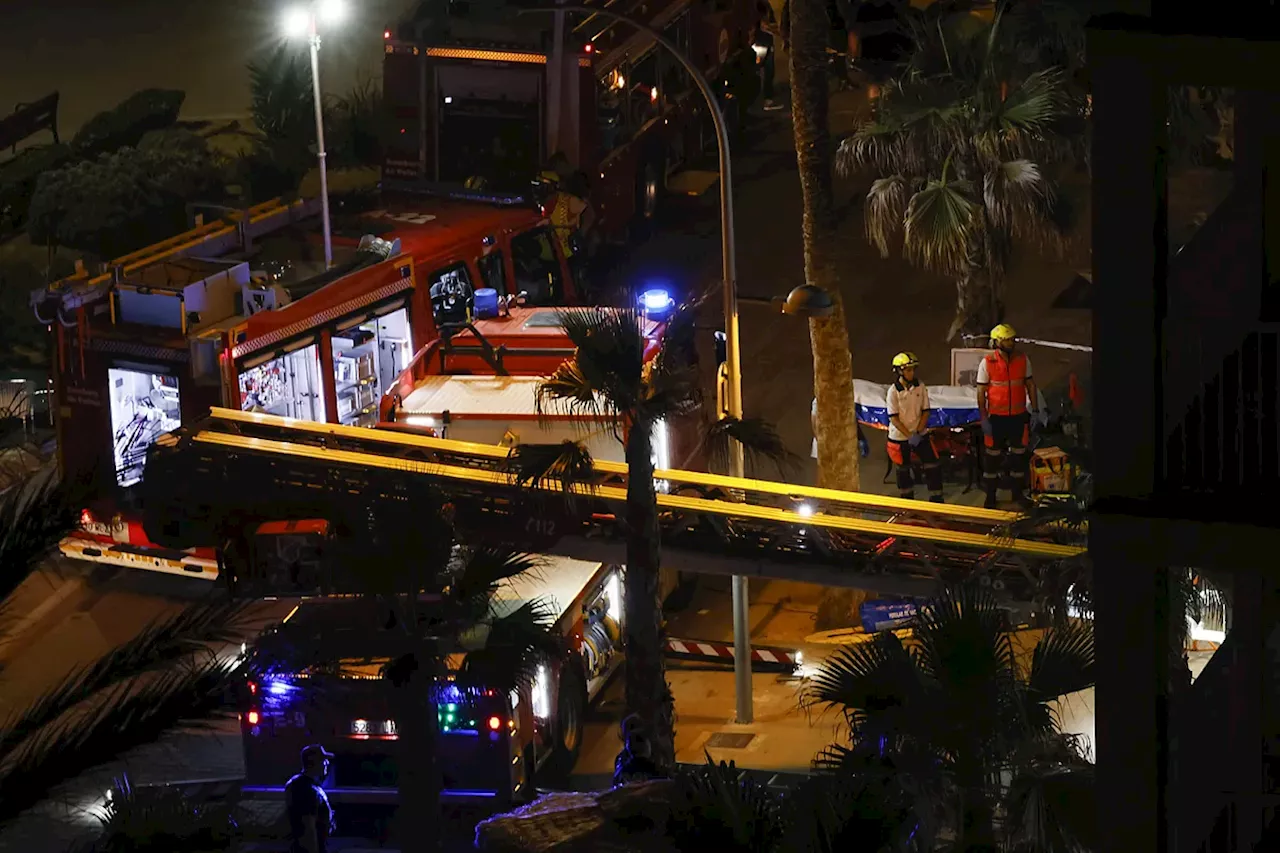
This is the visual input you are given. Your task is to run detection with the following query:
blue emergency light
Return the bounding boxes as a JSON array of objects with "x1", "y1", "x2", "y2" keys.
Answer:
[{"x1": 638, "y1": 288, "x2": 674, "y2": 317}]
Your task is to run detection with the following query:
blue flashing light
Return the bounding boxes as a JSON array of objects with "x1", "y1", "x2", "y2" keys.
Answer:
[
  {"x1": 639, "y1": 288, "x2": 674, "y2": 315},
  {"x1": 266, "y1": 679, "x2": 292, "y2": 698}
]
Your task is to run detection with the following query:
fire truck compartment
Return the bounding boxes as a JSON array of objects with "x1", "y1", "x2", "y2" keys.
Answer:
[{"x1": 396, "y1": 375, "x2": 627, "y2": 464}]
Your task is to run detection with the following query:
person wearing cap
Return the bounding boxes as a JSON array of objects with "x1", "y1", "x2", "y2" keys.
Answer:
[
  {"x1": 286, "y1": 744, "x2": 335, "y2": 853},
  {"x1": 976, "y1": 323, "x2": 1040, "y2": 508},
  {"x1": 886, "y1": 352, "x2": 944, "y2": 502}
]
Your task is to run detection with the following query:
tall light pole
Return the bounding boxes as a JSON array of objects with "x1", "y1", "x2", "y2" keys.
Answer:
[
  {"x1": 521, "y1": 5, "x2": 753, "y2": 723},
  {"x1": 283, "y1": 0, "x2": 345, "y2": 269}
]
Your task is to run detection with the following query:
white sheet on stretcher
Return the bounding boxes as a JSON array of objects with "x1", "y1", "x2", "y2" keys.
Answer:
[{"x1": 810, "y1": 381, "x2": 1048, "y2": 458}]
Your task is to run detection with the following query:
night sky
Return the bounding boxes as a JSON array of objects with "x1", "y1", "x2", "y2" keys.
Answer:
[{"x1": 0, "y1": 0, "x2": 418, "y2": 135}]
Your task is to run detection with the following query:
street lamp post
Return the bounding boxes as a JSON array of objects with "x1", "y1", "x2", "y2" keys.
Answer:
[
  {"x1": 283, "y1": 1, "x2": 345, "y2": 269},
  {"x1": 521, "y1": 5, "x2": 753, "y2": 723}
]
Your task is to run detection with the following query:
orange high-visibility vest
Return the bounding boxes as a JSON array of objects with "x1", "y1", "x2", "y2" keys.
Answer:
[{"x1": 984, "y1": 351, "x2": 1029, "y2": 416}]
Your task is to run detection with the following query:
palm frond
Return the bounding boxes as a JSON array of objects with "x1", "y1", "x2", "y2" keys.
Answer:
[
  {"x1": 864, "y1": 176, "x2": 914, "y2": 258},
  {"x1": 1005, "y1": 763, "x2": 1097, "y2": 853},
  {"x1": 1024, "y1": 620, "x2": 1094, "y2": 731},
  {"x1": 455, "y1": 598, "x2": 561, "y2": 690},
  {"x1": 0, "y1": 656, "x2": 238, "y2": 826},
  {"x1": 554, "y1": 307, "x2": 647, "y2": 413},
  {"x1": 802, "y1": 632, "x2": 928, "y2": 741},
  {"x1": 982, "y1": 159, "x2": 1058, "y2": 247},
  {"x1": 535, "y1": 360, "x2": 606, "y2": 422},
  {"x1": 699, "y1": 416, "x2": 800, "y2": 479},
  {"x1": 911, "y1": 584, "x2": 1017, "y2": 717},
  {"x1": 783, "y1": 762, "x2": 922, "y2": 853},
  {"x1": 0, "y1": 599, "x2": 253, "y2": 757},
  {"x1": 504, "y1": 440, "x2": 596, "y2": 510},
  {"x1": 451, "y1": 546, "x2": 548, "y2": 618},
  {"x1": 902, "y1": 178, "x2": 982, "y2": 278},
  {"x1": 0, "y1": 465, "x2": 83, "y2": 608},
  {"x1": 668, "y1": 755, "x2": 784, "y2": 853}
]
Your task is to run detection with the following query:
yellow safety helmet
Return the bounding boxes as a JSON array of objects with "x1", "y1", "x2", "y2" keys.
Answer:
[
  {"x1": 463, "y1": 175, "x2": 488, "y2": 190},
  {"x1": 891, "y1": 351, "x2": 919, "y2": 370},
  {"x1": 538, "y1": 170, "x2": 561, "y2": 184},
  {"x1": 990, "y1": 323, "x2": 1017, "y2": 343}
]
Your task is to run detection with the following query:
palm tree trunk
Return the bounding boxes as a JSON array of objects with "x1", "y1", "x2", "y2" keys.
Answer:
[
  {"x1": 950, "y1": 265, "x2": 1001, "y2": 343},
  {"x1": 790, "y1": 0, "x2": 860, "y2": 493},
  {"x1": 394, "y1": 658, "x2": 442, "y2": 852},
  {"x1": 622, "y1": 418, "x2": 676, "y2": 771}
]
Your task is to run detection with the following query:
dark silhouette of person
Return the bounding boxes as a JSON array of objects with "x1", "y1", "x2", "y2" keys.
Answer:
[
  {"x1": 613, "y1": 713, "x2": 663, "y2": 785},
  {"x1": 286, "y1": 744, "x2": 336, "y2": 853}
]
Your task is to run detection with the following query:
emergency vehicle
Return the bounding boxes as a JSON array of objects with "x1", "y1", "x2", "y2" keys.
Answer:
[
  {"x1": 39, "y1": 189, "x2": 598, "y2": 577},
  {"x1": 237, "y1": 555, "x2": 626, "y2": 805},
  {"x1": 382, "y1": 0, "x2": 764, "y2": 241}
]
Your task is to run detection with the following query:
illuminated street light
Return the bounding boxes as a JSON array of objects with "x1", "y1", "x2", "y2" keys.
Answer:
[
  {"x1": 281, "y1": 3, "x2": 338, "y2": 269},
  {"x1": 318, "y1": 0, "x2": 347, "y2": 25},
  {"x1": 281, "y1": 6, "x2": 311, "y2": 38}
]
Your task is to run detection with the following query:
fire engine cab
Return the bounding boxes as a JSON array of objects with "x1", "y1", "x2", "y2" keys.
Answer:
[
  {"x1": 239, "y1": 555, "x2": 627, "y2": 805},
  {"x1": 39, "y1": 189, "x2": 587, "y2": 577}
]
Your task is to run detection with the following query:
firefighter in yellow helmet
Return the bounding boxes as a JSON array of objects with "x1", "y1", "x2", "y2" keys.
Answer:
[
  {"x1": 541, "y1": 156, "x2": 594, "y2": 285},
  {"x1": 976, "y1": 324, "x2": 1040, "y2": 508},
  {"x1": 886, "y1": 352, "x2": 944, "y2": 502}
]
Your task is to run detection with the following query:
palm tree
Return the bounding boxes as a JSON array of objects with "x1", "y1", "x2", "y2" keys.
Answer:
[
  {"x1": 0, "y1": 464, "x2": 81, "y2": 613},
  {"x1": 248, "y1": 505, "x2": 563, "y2": 853},
  {"x1": 241, "y1": 49, "x2": 319, "y2": 201},
  {"x1": 840, "y1": 5, "x2": 1084, "y2": 341},
  {"x1": 506, "y1": 304, "x2": 794, "y2": 773},
  {"x1": 0, "y1": 599, "x2": 258, "y2": 827},
  {"x1": 803, "y1": 583, "x2": 1097, "y2": 852},
  {"x1": 789, "y1": 0, "x2": 862, "y2": 492}
]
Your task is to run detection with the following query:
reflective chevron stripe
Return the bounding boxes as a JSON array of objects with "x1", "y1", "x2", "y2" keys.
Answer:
[{"x1": 664, "y1": 638, "x2": 799, "y2": 671}]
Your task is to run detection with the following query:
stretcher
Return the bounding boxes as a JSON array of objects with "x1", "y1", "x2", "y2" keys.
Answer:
[{"x1": 811, "y1": 382, "x2": 1050, "y2": 491}]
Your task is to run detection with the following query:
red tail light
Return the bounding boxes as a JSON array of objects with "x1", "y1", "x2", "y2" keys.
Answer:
[
  {"x1": 247, "y1": 681, "x2": 258, "y2": 695},
  {"x1": 487, "y1": 715, "x2": 502, "y2": 731},
  {"x1": 384, "y1": 29, "x2": 391, "y2": 39},
  {"x1": 247, "y1": 710, "x2": 260, "y2": 726}
]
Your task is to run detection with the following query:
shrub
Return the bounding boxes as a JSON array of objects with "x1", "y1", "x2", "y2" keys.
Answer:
[
  {"x1": 28, "y1": 136, "x2": 225, "y2": 260},
  {"x1": 72, "y1": 89, "x2": 186, "y2": 158},
  {"x1": 0, "y1": 143, "x2": 74, "y2": 230},
  {"x1": 88, "y1": 773, "x2": 239, "y2": 853}
]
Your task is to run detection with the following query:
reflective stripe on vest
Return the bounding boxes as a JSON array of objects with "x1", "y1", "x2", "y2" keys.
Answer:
[
  {"x1": 984, "y1": 351, "x2": 1029, "y2": 415},
  {"x1": 550, "y1": 194, "x2": 577, "y2": 257}
]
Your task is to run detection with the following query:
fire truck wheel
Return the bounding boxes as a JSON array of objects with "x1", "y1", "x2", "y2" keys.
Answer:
[{"x1": 539, "y1": 662, "x2": 587, "y2": 783}]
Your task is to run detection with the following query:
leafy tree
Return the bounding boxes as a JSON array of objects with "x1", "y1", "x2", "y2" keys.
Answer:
[
  {"x1": 506, "y1": 304, "x2": 794, "y2": 773},
  {"x1": 27, "y1": 136, "x2": 224, "y2": 260},
  {"x1": 803, "y1": 583, "x2": 1097, "y2": 852},
  {"x1": 840, "y1": 4, "x2": 1084, "y2": 341}
]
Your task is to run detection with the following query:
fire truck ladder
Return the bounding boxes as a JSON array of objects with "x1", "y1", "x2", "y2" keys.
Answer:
[{"x1": 143, "y1": 409, "x2": 1086, "y2": 605}]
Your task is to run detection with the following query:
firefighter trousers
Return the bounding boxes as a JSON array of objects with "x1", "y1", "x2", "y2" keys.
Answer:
[
  {"x1": 886, "y1": 437, "x2": 944, "y2": 502},
  {"x1": 982, "y1": 412, "x2": 1030, "y2": 502}
]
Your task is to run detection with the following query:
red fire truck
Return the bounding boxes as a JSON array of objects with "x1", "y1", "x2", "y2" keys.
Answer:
[
  {"x1": 381, "y1": 0, "x2": 764, "y2": 241},
  {"x1": 40, "y1": 190, "x2": 619, "y2": 578},
  {"x1": 238, "y1": 555, "x2": 626, "y2": 805}
]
